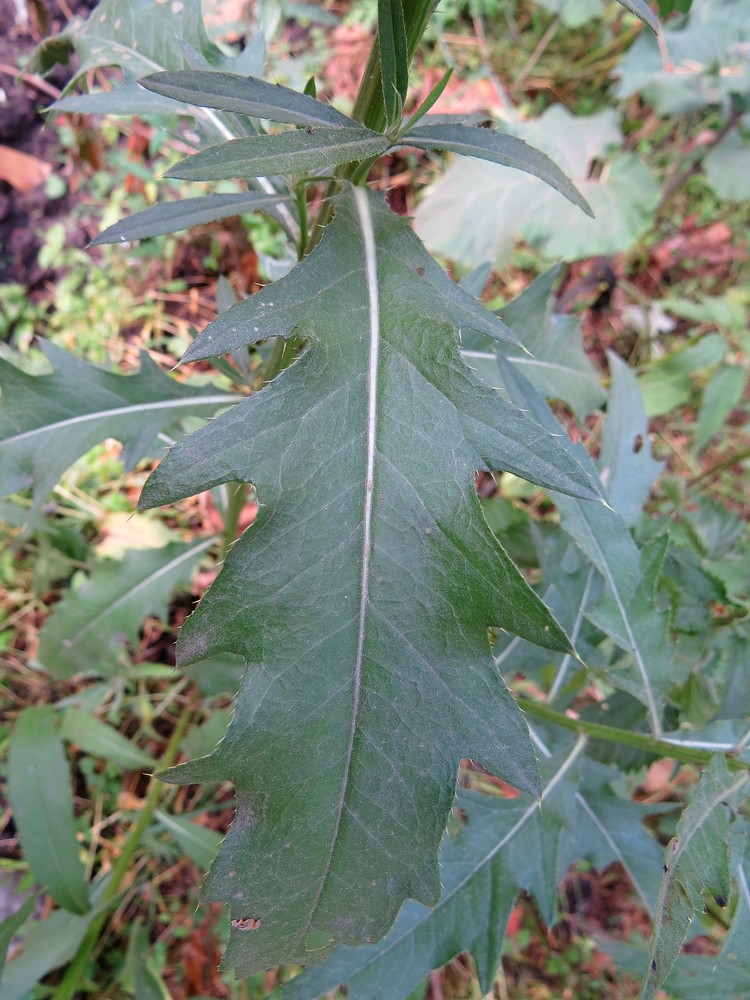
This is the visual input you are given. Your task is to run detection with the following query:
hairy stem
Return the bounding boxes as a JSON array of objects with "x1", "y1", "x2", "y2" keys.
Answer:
[{"x1": 54, "y1": 705, "x2": 193, "y2": 1000}]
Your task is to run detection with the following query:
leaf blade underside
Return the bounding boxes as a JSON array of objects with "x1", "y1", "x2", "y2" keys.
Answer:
[{"x1": 141, "y1": 186, "x2": 603, "y2": 975}]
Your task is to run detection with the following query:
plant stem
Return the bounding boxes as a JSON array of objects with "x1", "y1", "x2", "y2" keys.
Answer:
[
  {"x1": 308, "y1": 0, "x2": 438, "y2": 251},
  {"x1": 221, "y1": 482, "x2": 247, "y2": 559},
  {"x1": 657, "y1": 106, "x2": 744, "y2": 211},
  {"x1": 54, "y1": 705, "x2": 193, "y2": 1000},
  {"x1": 517, "y1": 697, "x2": 750, "y2": 774},
  {"x1": 689, "y1": 445, "x2": 750, "y2": 485}
]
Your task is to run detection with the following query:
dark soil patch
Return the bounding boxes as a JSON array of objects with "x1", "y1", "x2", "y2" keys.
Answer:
[{"x1": 0, "y1": 0, "x2": 96, "y2": 288}]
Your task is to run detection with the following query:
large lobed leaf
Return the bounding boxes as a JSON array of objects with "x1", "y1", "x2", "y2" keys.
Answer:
[
  {"x1": 0, "y1": 342, "x2": 242, "y2": 516},
  {"x1": 140, "y1": 186, "x2": 604, "y2": 974}
]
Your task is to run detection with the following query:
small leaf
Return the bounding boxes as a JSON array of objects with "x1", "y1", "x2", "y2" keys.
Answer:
[
  {"x1": 0, "y1": 897, "x2": 35, "y2": 981},
  {"x1": 140, "y1": 70, "x2": 355, "y2": 129},
  {"x1": 378, "y1": 0, "x2": 408, "y2": 125},
  {"x1": 165, "y1": 128, "x2": 390, "y2": 181},
  {"x1": 400, "y1": 123, "x2": 592, "y2": 216},
  {"x1": 641, "y1": 757, "x2": 749, "y2": 1000},
  {"x1": 7, "y1": 707, "x2": 90, "y2": 914},
  {"x1": 38, "y1": 539, "x2": 216, "y2": 678},
  {"x1": 695, "y1": 364, "x2": 746, "y2": 451},
  {"x1": 60, "y1": 709, "x2": 156, "y2": 769},
  {"x1": 401, "y1": 67, "x2": 453, "y2": 132},
  {"x1": 0, "y1": 342, "x2": 243, "y2": 515},
  {"x1": 615, "y1": 0, "x2": 659, "y2": 32},
  {"x1": 154, "y1": 810, "x2": 223, "y2": 870},
  {"x1": 0, "y1": 908, "x2": 98, "y2": 1000},
  {"x1": 91, "y1": 192, "x2": 294, "y2": 245}
]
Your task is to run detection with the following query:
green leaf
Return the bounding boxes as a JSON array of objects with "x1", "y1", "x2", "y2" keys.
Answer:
[
  {"x1": 658, "y1": 839, "x2": 750, "y2": 998},
  {"x1": 153, "y1": 810, "x2": 223, "y2": 870},
  {"x1": 7, "y1": 707, "x2": 90, "y2": 914},
  {"x1": 415, "y1": 107, "x2": 659, "y2": 267},
  {"x1": 52, "y1": 82, "x2": 184, "y2": 116},
  {"x1": 704, "y1": 132, "x2": 750, "y2": 203},
  {"x1": 32, "y1": 0, "x2": 228, "y2": 93},
  {"x1": 401, "y1": 123, "x2": 592, "y2": 215},
  {"x1": 140, "y1": 186, "x2": 604, "y2": 975},
  {"x1": 615, "y1": 0, "x2": 750, "y2": 115},
  {"x1": 494, "y1": 267, "x2": 606, "y2": 421},
  {"x1": 494, "y1": 360, "x2": 666, "y2": 732},
  {"x1": 274, "y1": 738, "x2": 590, "y2": 1000},
  {"x1": 124, "y1": 923, "x2": 172, "y2": 1000},
  {"x1": 600, "y1": 352, "x2": 663, "y2": 527},
  {"x1": 639, "y1": 334, "x2": 726, "y2": 418},
  {"x1": 60, "y1": 709, "x2": 156, "y2": 769},
  {"x1": 0, "y1": 898, "x2": 35, "y2": 982},
  {"x1": 165, "y1": 128, "x2": 391, "y2": 181},
  {"x1": 0, "y1": 342, "x2": 242, "y2": 515},
  {"x1": 588, "y1": 535, "x2": 673, "y2": 730},
  {"x1": 0, "y1": 908, "x2": 99, "y2": 1000},
  {"x1": 400, "y1": 67, "x2": 453, "y2": 132},
  {"x1": 38, "y1": 539, "x2": 216, "y2": 678},
  {"x1": 615, "y1": 0, "x2": 659, "y2": 32},
  {"x1": 640, "y1": 756, "x2": 749, "y2": 1000},
  {"x1": 378, "y1": 0, "x2": 408, "y2": 125},
  {"x1": 91, "y1": 192, "x2": 295, "y2": 245},
  {"x1": 140, "y1": 70, "x2": 356, "y2": 128},
  {"x1": 696, "y1": 364, "x2": 746, "y2": 451}
]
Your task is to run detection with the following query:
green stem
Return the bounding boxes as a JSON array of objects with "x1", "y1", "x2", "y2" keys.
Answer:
[
  {"x1": 221, "y1": 482, "x2": 248, "y2": 559},
  {"x1": 690, "y1": 445, "x2": 750, "y2": 485},
  {"x1": 55, "y1": 705, "x2": 193, "y2": 1000},
  {"x1": 308, "y1": 0, "x2": 438, "y2": 251},
  {"x1": 517, "y1": 697, "x2": 750, "y2": 774}
]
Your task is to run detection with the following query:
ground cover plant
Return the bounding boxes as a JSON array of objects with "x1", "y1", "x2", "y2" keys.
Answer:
[{"x1": 1, "y1": 0, "x2": 749, "y2": 997}]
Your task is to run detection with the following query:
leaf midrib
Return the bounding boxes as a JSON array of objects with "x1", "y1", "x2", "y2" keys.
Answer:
[
  {"x1": 300, "y1": 187, "x2": 380, "y2": 935},
  {"x1": 2, "y1": 394, "x2": 243, "y2": 448}
]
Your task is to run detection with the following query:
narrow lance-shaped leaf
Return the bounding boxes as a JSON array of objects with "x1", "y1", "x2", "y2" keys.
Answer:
[
  {"x1": 165, "y1": 128, "x2": 391, "y2": 182},
  {"x1": 60, "y1": 709, "x2": 156, "y2": 769},
  {"x1": 91, "y1": 191, "x2": 295, "y2": 245},
  {"x1": 140, "y1": 70, "x2": 356, "y2": 128},
  {"x1": 38, "y1": 538, "x2": 216, "y2": 678},
  {"x1": 140, "y1": 186, "x2": 604, "y2": 975},
  {"x1": 460, "y1": 266, "x2": 606, "y2": 422},
  {"x1": 0, "y1": 897, "x2": 35, "y2": 981},
  {"x1": 641, "y1": 756, "x2": 749, "y2": 1000},
  {"x1": 7, "y1": 707, "x2": 90, "y2": 915},
  {"x1": 600, "y1": 351, "x2": 662, "y2": 527},
  {"x1": 400, "y1": 123, "x2": 592, "y2": 216},
  {"x1": 615, "y1": 0, "x2": 659, "y2": 34},
  {"x1": 377, "y1": 0, "x2": 408, "y2": 124},
  {"x1": 0, "y1": 342, "x2": 243, "y2": 515},
  {"x1": 494, "y1": 359, "x2": 666, "y2": 734}
]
